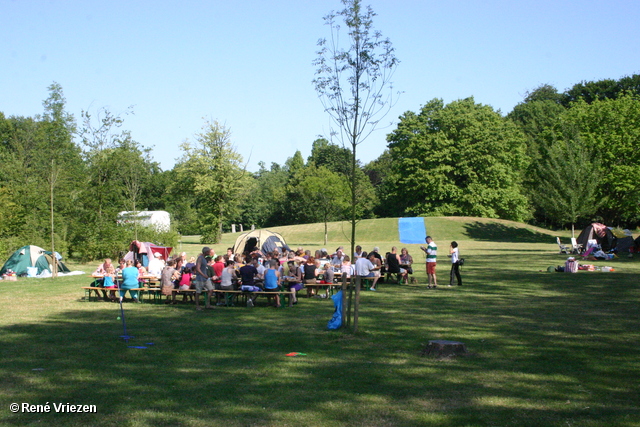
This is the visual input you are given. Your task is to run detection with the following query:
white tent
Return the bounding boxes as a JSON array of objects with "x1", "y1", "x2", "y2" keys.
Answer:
[{"x1": 117, "y1": 211, "x2": 171, "y2": 232}]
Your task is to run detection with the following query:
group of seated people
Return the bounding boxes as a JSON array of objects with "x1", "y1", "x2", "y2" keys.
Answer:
[
  {"x1": 351, "y1": 245, "x2": 415, "y2": 290},
  {"x1": 93, "y1": 257, "x2": 148, "y2": 303},
  {"x1": 92, "y1": 244, "x2": 416, "y2": 307}
]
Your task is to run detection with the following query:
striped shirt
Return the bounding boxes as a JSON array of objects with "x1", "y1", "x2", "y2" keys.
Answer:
[{"x1": 426, "y1": 242, "x2": 437, "y2": 263}]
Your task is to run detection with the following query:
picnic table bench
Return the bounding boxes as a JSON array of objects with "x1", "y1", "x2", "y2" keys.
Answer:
[
  {"x1": 81, "y1": 287, "x2": 150, "y2": 302},
  {"x1": 168, "y1": 288, "x2": 295, "y2": 307}
]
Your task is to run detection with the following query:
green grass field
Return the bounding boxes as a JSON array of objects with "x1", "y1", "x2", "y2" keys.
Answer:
[{"x1": 1, "y1": 217, "x2": 639, "y2": 426}]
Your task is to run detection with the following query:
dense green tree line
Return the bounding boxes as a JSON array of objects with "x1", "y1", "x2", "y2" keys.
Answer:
[
  {"x1": 2, "y1": 75, "x2": 639, "y2": 261},
  {"x1": 374, "y1": 75, "x2": 640, "y2": 229}
]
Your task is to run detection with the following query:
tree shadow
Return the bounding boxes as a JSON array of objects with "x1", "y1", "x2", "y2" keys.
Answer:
[
  {"x1": 463, "y1": 221, "x2": 554, "y2": 243},
  {"x1": 2, "y1": 282, "x2": 639, "y2": 427}
]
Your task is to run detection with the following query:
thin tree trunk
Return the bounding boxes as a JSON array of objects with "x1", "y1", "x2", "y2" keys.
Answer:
[
  {"x1": 50, "y1": 178, "x2": 57, "y2": 278},
  {"x1": 324, "y1": 219, "x2": 328, "y2": 246},
  {"x1": 347, "y1": 276, "x2": 357, "y2": 328},
  {"x1": 50, "y1": 159, "x2": 58, "y2": 279},
  {"x1": 350, "y1": 138, "x2": 358, "y2": 332},
  {"x1": 353, "y1": 275, "x2": 361, "y2": 332},
  {"x1": 341, "y1": 272, "x2": 347, "y2": 327}
]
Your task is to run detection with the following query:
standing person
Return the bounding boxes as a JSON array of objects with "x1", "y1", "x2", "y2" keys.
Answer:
[
  {"x1": 449, "y1": 241, "x2": 462, "y2": 286},
  {"x1": 420, "y1": 236, "x2": 438, "y2": 288},
  {"x1": 120, "y1": 260, "x2": 141, "y2": 302},
  {"x1": 194, "y1": 247, "x2": 214, "y2": 311}
]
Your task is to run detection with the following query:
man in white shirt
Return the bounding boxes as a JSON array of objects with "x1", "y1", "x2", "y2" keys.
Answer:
[
  {"x1": 147, "y1": 252, "x2": 165, "y2": 277},
  {"x1": 355, "y1": 252, "x2": 380, "y2": 291}
]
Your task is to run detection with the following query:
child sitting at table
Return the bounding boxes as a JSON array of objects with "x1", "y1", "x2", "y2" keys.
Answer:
[
  {"x1": 178, "y1": 266, "x2": 193, "y2": 290},
  {"x1": 135, "y1": 260, "x2": 149, "y2": 285},
  {"x1": 320, "y1": 263, "x2": 334, "y2": 284},
  {"x1": 178, "y1": 266, "x2": 194, "y2": 302},
  {"x1": 103, "y1": 265, "x2": 117, "y2": 301},
  {"x1": 316, "y1": 263, "x2": 334, "y2": 299},
  {"x1": 341, "y1": 256, "x2": 353, "y2": 278},
  {"x1": 136, "y1": 260, "x2": 148, "y2": 276}
]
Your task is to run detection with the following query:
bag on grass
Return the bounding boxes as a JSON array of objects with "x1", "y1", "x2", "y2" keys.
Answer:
[{"x1": 327, "y1": 290, "x2": 343, "y2": 330}]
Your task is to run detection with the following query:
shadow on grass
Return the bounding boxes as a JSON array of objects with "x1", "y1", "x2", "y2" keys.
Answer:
[
  {"x1": 2, "y1": 274, "x2": 639, "y2": 427},
  {"x1": 464, "y1": 221, "x2": 553, "y2": 243}
]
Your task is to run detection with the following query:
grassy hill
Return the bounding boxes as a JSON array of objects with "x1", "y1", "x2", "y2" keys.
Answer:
[{"x1": 178, "y1": 217, "x2": 561, "y2": 262}]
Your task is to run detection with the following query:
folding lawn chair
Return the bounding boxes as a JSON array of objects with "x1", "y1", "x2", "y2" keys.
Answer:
[
  {"x1": 570, "y1": 237, "x2": 583, "y2": 254},
  {"x1": 556, "y1": 237, "x2": 570, "y2": 254}
]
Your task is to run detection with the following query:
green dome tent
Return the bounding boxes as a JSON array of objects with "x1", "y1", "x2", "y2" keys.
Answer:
[{"x1": 0, "y1": 245, "x2": 70, "y2": 277}]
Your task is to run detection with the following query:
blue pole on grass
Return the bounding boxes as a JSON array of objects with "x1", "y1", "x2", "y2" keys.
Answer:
[{"x1": 116, "y1": 280, "x2": 134, "y2": 342}]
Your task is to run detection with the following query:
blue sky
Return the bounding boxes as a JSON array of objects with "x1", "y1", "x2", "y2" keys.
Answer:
[{"x1": 2, "y1": 0, "x2": 639, "y2": 172}]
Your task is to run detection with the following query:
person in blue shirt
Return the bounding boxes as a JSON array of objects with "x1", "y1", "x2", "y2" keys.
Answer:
[
  {"x1": 120, "y1": 260, "x2": 141, "y2": 302},
  {"x1": 263, "y1": 260, "x2": 282, "y2": 307}
]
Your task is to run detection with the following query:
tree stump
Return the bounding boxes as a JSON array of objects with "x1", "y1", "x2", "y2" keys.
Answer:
[{"x1": 421, "y1": 340, "x2": 467, "y2": 358}]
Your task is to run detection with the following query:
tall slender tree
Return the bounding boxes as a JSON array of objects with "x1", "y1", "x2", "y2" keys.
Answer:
[
  {"x1": 41, "y1": 83, "x2": 79, "y2": 277},
  {"x1": 314, "y1": 0, "x2": 399, "y2": 331}
]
